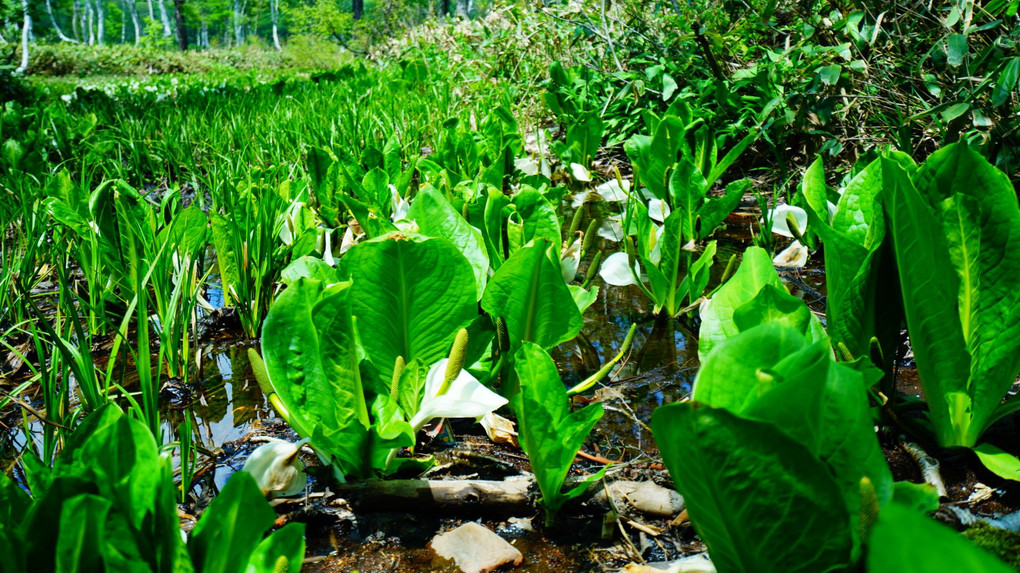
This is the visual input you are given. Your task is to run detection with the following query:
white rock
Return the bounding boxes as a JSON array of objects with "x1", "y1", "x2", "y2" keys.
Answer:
[
  {"x1": 620, "y1": 553, "x2": 716, "y2": 573},
  {"x1": 431, "y1": 522, "x2": 524, "y2": 573}
]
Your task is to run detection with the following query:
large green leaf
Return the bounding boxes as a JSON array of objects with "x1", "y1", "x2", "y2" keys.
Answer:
[
  {"x1": 188, "y1": 472, "x2": 277, "y2": 573},
  {"x1": 913, "y1": 143, "x2": 1020, "y2": 441},
  {"x1": 692, "y1": 323, "x2": 809, "y2": 412},
  {"x1": 698, "y1": 247, "x2": 825, "y2": 359},
  {"x1": 514, "y1": 343, "x2": 605, "y2": 523},
  {"x1": 651, "y1": 403, "x2": 853, "y2": 573},
  {"x1": 408, "y1": 186, "x2": 490, "y2": 299},
  {"x1": 339, "y1": 233, "x2": 478, "y2": 381},
  {"x1": 625, "y1": 116, "x2": 686, "y2": 200},
  {"x1": 481, "y1": 239, "x2": 582, "y2": 352},
  {"x1": 884, "y1": 157, "x2": 972, "y2": 446},
  {"x1": 698, "y1": 247, "x2": 783, "y2": 359},
  {"x1": 505, "y1": 187, "x2": 561, "y2": 255},
  {"x1": 210, "y1": 212, "x2": 242, "y2": 307},
  {"x1": 262, "y1": 279, "x2": 370, "y2": 476},
  {"x1": 803, "y1": 156, "x2": 902, "y2": 375},
  {"x1": 694, "y1": 322, "x2": 893, "y2": 527},
  {"x1": 867, "y1": 502, "x2": 1014, "y2": 573},
  {"x1": 696, "y1": 179, "x2": 751, "y2": 240},
  {"x1": 55, "y1": 494, "x2": 111, "y2": 573}
]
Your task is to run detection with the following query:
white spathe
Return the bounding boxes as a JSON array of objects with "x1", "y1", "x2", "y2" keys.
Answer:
[
  {"x1": 570, "y1": 162, "x2": 592, "y2": 182},
  {"x1": 390, "y1": 184, "x2": 410, "y2": 222},
  {"x1": 767, "y1": 203, "x2": 808, "y2": 238},
  {"x1": 648, "y1": 199, "x2": 671, "y2": 223},
  {"x1": 595, "y1": 178, "x2": 630, "y2": 202},
  {"x1": 773, "y1": 240, "x2": 809, "y2": 268},
  {"x1": 409, "y1": 359, "x2": 508, "y2": 433},
  {"x1": 515, "y1": 157, "x2": 540, "y2": 176},
  {"x1": 241, "y1": 437, "x2": 309, "y2": 498},
  {"x1": 560, "y1": 236, "x2": 583, "y2": 283},
  {"x1": 600, "y1": 252, "x2": 641, "y2": 286}
]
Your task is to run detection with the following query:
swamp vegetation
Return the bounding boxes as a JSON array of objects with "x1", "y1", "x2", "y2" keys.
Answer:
[{"x1": 2, "y1": 0, "x2": 1020, "y2": 571}]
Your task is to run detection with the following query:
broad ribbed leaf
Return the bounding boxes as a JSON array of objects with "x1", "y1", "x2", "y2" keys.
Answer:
[
  {"x1": 482, "y1": 239, "x2": 582, "y2": 351},
  {"x1": 698, "y1": 247, "x2": 824, "y2": 359},
  {"x1": 340, "y1": 233, "x2": 478, "y2": 381},
  {"x1": 651, "y1": 403, "x2": 853, "y2": 573},
  {"x1": 262, "y1": 279, "x2": 370, "y2": 474},
  {"x1": 914, "y1": 143, "x2": 1020, "y2": 441},
  {"x1": 409, "y1": 186, "x2": 489, "y2": 299},
  {"x1": 884, "y1": 158, "x2": 970, "y2": 446},
  {"x1": 625, "y1": 116, "x2": 686, "y2": 200},
  {"x1": 697, "y1": 179, "x2": 751, "y2": 240},
  {"x1": 693, "y1": 323, "x2": 809, "y2": 411},
  {"x1": 55, "y1": 494, "x2": 111, "y2": 573},
  {"x1": 515, "y1": 343, "x2": 605, "y2": 522}
]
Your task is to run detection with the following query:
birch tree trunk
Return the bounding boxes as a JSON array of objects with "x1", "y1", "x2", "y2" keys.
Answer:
[
  {"x1": 120, "y1": 0, "x2": 126, "y2": 42},
  {"x1": 85, "y1": 0, "x2": 95, "y2": 45},
  {"x1": 455, "y1": 0, "x2": 469, "y2": 18},
  {"x1": 96, "y1": 0, "x2": 105, "y2": 46},
  {"x1": 270, "y1": 0, "x2": 281, "y2": 49},
  {"x1": 15, "y1": 0, "x2": 30, "y2": 73},
  {"x1": 157, "y1": 0, "x2": 172, "y2": 37},
  {"x1": 46, "y1": 0, "x2": 77, "y2": 42},
  {"x1": 232, "y1": 0, "x2": 245, "y2": 46},
  {"x1": 129, "y1": 0, "x2": 141, "y2": 44},
  {"x1": 147, "y1": 0, "x2": 155, "y2": 20}
]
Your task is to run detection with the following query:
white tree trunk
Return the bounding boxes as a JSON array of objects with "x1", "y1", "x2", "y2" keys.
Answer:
[
  {"x1": 157, "y1": 0, "x2": 172, "y2": 37},
  {"x1": 270, "y1": 0, "x2": 280, "y2": 50},
  {"x1": 73, "y1": 0, "x2": 82, "y2": 42},
  {"x1": 232, "y1": 0, "x2": 247, "y2": 47},
  {"x1": 455, "y1": 0, "x2": 469, "y2": 18},
  {"x1": 147, "y1": 0, "x2": 155, "y2": 20},
  {"x1": 85, "y1": 0, "x2": 95, "y2": 45},
  {"x1": 46, "y1": 0, "x2": 77, "y2": 42},
  {"x1": 16, "y1": 0, "x2": 30, "y2": 73},
  {"x1": 95, "y1": 0, "x2": 105, "y2": 45},
  {"x1": 128, "y1": 0, "x2": 141, "y2": 44}
]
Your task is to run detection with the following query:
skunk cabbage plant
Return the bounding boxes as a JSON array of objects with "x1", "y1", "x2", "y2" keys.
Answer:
[{"x1": 882, "y1": 144, "x2": 1020, "y2": 459}]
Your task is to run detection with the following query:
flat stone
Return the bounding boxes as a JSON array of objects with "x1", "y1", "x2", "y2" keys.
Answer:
[{"x1": 431, "y1": 522, "x2": 524, "y2": 573}]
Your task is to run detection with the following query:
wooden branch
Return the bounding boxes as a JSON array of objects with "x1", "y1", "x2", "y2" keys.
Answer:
[
  {"x1": 273, "y1": 478, "x2": 684, "y2": 521},
  {"x1": 333, "y1": 478, "x2": 534, "y2": 513}
]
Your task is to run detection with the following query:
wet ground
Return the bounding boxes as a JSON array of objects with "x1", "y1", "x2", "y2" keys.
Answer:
[{"x1": 4, "y1": 196, "x2": 1020, "y2": 571}]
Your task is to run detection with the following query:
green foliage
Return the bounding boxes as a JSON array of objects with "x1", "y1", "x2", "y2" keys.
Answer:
[
  {"x1": 652, "y1": 402, "x2": 854, "y2": 572},
  {"x1": 338, "y1": 232, "x2": 479, "y2": 382},
  {"x1": 0, "y1": 405, "x2": 303, "y2": 573},
  {"x1": 697, "y1": 246, "x2": 826, "y2": 360},
  {"x1": 514, "y1": 342, "x2": 605, "y2": 525},
  {"x1": 869, "y1": 503, "x2": 1013, "y2": 573},
  {"x1": 481, "y1": 239, "x2": 582, "y2": 354},
  {"x1": 884, "y1": 143, "x2": 1020, "y2": 448},
  {"x1": 798, "y1": 155, "x2": 904, "y2": 385},
  {"x1": 259, "y1": 276, "x2": 416, "y2": 480}
]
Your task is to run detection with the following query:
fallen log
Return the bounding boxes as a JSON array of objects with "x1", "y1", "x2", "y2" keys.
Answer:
[{"x1": 276, "y1": 477, "x2": 684, "y2": 520}]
